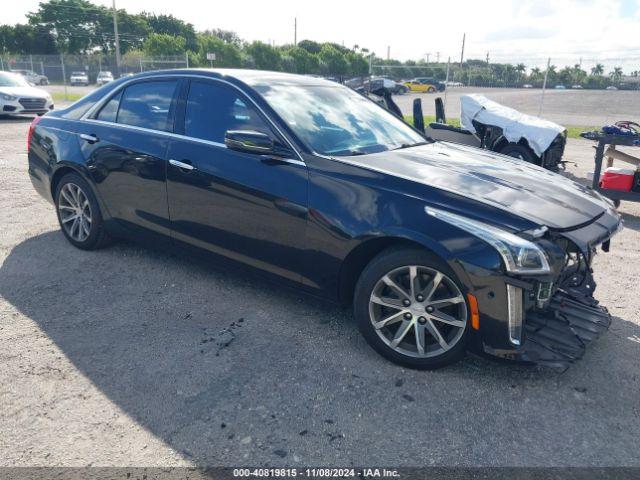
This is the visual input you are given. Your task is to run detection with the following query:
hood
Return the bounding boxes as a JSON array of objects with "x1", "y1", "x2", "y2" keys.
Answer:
[
  {"x1": 339, "y1": 141, "x2": 610, "y2": 230},
  {"x1": 0, "y1": 86, "x2": 50, "y2": 98}
]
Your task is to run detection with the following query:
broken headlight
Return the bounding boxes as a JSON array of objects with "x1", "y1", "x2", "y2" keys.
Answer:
[{"x1": 425, "y1": 207, "x2": 551, "y2": 275}]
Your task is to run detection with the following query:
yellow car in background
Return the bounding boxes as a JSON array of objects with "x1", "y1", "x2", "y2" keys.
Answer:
[{"x1": 404, "y1": 77, "x2": 446, "y2": 93}]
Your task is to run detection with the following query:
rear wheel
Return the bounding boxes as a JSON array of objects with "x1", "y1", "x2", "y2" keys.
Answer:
[
  {"x1": 500, "y1": 143, "x2": 538, "y2": 164},
  {"x1": 427, "y1": 86, "x2": 436, "y2": 93},
  {"x1": 55, "y1": 173, "x2": 112, "y2": 250},
  {"x1": 354, "y1": 247, "x2": 469, "y2": 369}
]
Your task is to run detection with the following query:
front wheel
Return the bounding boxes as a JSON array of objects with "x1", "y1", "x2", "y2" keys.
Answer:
[
  {"x1": 55, "y1": 173, "x2": 112, "y2": 250},
  {"x1": 499, "y1": 143, "x2": 538, "y2": 164},
  {"x1": 427, "y1": 86, "x2": 436, "y2": 93},
  {"x1": 354, "y1": 247, "x2": 469, "y2": 369}
]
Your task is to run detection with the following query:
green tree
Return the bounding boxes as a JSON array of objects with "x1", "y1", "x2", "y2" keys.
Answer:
[
  {"x1": 285, "y1": 46, "x2": 318, "y2": 73},
  {"x1": 197, "y1": 33, "x2": 241, "y2": 67},
  {"x1": 28, "y1": 0, "x2": 109, "y2": 53},
  {"x1": 143, "y1": 33, "x2": 186, "y2": 56},
  {"x1": 202, "y1": 29, "x2": 243, "y2": 47},
  {"x1": 0, "y1": 24, "x2": 57, "y2": 54},
  {"x1": 609, "y1": 66, "x2": 623, "y2": 83},
  {"x1": 142, "y1": 13, "x2": 197, "y2": 51},
  {"x1": 591, "y1": 63, "x2": 604, "y2": 76},
  {"x1": 245, "y1": 41, "x2": 281, "y2": 70},
  {"x1": 318, "y1": 44, "x2": 348, "y2": 75},
  {"x1": 297, "y1": 39, "x2": 322, "y2": 55}
]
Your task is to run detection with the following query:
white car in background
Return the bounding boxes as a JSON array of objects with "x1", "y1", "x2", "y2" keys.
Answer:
[
  {"x1": 69, "y1": 71, "x2": 89, "y2": 86},
  {"x1": 11, "y1": 69, "x2": 49, "y2": 85},
  {"x1": 0, "y1": 71, "x2": 53, "y2": 116},
  {"x1": 96, "y1": 71, "x2": 114, "y2": 86}
]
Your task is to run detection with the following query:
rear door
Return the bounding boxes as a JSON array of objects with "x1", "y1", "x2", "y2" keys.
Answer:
[
  {"x1": 166, "y1": 79, "x2": 309, "y2": 283},
  {"x1": 78, "y1": 78, "x2": 180, "y2": 243}
]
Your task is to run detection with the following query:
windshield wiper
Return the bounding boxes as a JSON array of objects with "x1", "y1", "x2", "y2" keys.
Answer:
[{"x1": 393, "y1": 141, "x2": 429, "y2": 151}]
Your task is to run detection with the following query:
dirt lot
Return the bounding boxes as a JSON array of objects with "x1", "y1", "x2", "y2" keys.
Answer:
[
  {"x1": 393, "y1": 86, "x2": 640, "y2": 127},
  {"x1": 1, "y1": 115, "x2": 639, "y2": 467}
]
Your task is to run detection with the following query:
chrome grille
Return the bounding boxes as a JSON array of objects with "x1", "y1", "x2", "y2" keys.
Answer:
[{"x1": 19, "y1": 97, "x2": 46, "y2": 110}]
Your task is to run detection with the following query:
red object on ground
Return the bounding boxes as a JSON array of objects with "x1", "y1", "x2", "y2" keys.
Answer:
[{"x1": 600, "y1": 167, "x2": 635, "y2": 191}]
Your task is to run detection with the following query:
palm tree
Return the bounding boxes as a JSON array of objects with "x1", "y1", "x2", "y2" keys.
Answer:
[
  {"x1": 591, "y1": 63, "x2": 604, "y2": 76},
  {"x1": 609, "y1": 66, "x2": 623, "y2": 82}
]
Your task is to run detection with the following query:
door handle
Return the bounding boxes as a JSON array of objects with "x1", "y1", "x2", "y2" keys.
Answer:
[
  {"x1": 169, "y1": 159, "x2": 195, "y2": 171},
  {"x1": 80, "y1": 133, "x2": 99, "y2": 143}
]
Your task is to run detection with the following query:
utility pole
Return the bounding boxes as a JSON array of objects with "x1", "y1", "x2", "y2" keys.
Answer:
[
  {"x1": 486, "y1": 51, "x2": 489, "y2": 64},
  {"x1": 426, "y1": 53, "x2": 430, "y2": 63},
  {"x1": 112, "y1": 0, "x2": 121, "y2": 75},
  {"x1": 436, "y1": 52, "x2": 440, "y2": 63},
  {"x1": 294, "y1": 17, "x2": 297, "y2": 45},
  {"x1": 459, "y1": 33, "x2": 466, "y2": 68},
  {"x1": 387, "y1": 46, "x2": 390, "y2": 60},
  {"x1": 539, "y1": 57, "x2": 551, "y2": 116}
]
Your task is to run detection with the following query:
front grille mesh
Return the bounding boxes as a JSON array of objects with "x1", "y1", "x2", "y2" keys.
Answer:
[{"x1": 19, "y1": 98, "x2": 46, "y2": 110}]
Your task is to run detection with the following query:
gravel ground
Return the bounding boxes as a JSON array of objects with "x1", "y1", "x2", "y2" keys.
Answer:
[{"x1": 0, "y1": 115, "x2": 639, "y2": 467}]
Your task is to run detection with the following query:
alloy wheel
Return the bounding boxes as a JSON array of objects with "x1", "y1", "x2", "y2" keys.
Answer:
[
  {"x1": 368, "y1": 265, "x2": 467, "y2": 358},
  {"x1": 58, "y1": 183, "x2": 92, "y2": 242}
]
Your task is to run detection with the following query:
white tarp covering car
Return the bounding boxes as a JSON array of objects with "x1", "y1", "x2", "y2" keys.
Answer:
[{"x1": 460, "y1": 94, "x2": 565, "y2": 157}]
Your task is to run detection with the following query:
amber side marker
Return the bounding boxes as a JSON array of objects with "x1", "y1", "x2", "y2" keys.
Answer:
[{"x1": 467, "y1": 293, "x2": 480, "y2": 330}]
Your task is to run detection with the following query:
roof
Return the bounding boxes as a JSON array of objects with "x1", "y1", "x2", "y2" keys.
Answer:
[{"x1": 140, "y1": 68, "x2": 338, "y2": 88}]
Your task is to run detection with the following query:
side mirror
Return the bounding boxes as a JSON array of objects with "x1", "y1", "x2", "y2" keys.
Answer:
[{"x1": 225, "y1": 130, "x2": 274, "y2": 155}]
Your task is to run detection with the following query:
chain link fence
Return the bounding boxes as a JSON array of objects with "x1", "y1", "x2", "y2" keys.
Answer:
[{"x1": 0, "y1": 53, "x2": 189, "y2": 84}]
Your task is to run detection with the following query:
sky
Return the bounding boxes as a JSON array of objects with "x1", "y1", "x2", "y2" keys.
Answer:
[{"x1": 2, "y1": 0, "x2": 640, "y2": 71}]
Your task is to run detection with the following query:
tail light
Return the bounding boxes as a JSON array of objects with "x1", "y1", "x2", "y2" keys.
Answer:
[{"x1": 27, "y1": 116, "x2": 42, "y2": 153}]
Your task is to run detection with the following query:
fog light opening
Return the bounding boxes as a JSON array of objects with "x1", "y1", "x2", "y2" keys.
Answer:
[{"x1": 507, "y1": 285, "x2": 523, "y2": 345}]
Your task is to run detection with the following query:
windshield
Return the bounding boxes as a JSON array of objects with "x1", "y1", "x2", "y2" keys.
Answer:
[
  {"x1": 256, "y1": 84, "x2": 426, "y2": 156},
  {"x1": 0, "y1": 72, "x2": 29, "y2": 87}
]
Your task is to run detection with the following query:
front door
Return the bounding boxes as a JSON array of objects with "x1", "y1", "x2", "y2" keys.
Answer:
[{"x1": 166, "y1": 79, "x2": 309, "y2": 283}]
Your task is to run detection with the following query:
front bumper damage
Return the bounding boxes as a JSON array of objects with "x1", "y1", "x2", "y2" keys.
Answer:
[
  {"x1": 481, "y1": 209, "x2": 621, "y2": 370},
  {"x1": 522, "y1": 287, "x2": 611, "y2": 369}
]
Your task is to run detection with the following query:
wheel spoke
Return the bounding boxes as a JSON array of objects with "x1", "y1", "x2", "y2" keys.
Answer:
[
  {"x1": 80, "y1": 217, "x2": 90, "y2": 237},
  {"x1": 382, "y1": 274, "x2": 410, "y2": 300},
  {"x1": 420, "y1": 271, "x2": 442, "y2": 301},
  {"x1": 415, "y1": 323, "x2": 426, "y2": 355},
  {"x1": 391, "y1": 319, "x2": 414, "y2": 347},
  {"x1": 429, "y1": 295, "x2": 465, "y2": 309},
  {"x1": 373, "y1": 310, "x2": 406, "y2": 330},
  {"x1": 409, "y1": 265, "x2": 420, "y2": 300},
  {"x1": 61, "y1": 214, "x2": 77, "y2": 224},
  {"x1": 426, "y1": 319, "x2": 449, "y2": 350},
  {"x1": 371, "y1": 294, "x2": 404, "y2": 309},
  {"x1": 430, "y1": 310, "x2": 466, "y2": 328},
  {"x1": 59, "y1": 205, "x2": 76, "y2": 212},
  {"x1": 60, "y1": 188, "x2": 75, "y2": 207},
  {"x1": 70, "y1": 217, "x2": 80, "y2": 238}
]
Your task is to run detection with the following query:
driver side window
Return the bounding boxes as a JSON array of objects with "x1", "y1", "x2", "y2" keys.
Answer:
[{"x1": 184, "y1": 80, "x2": 273, "y2": 144}]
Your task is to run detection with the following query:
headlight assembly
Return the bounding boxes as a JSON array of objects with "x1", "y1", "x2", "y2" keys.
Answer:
[
  {"x1": 425, "y1": 206, "x2": 551, "y2": 275},
  {"x1": 1, "y1": 93, "x2": 17, "y2": 101}
]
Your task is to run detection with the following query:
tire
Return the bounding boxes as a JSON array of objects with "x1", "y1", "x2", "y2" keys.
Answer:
[
  {"x1": 354, "y1": 246, "x2": 470, "y2": 369},
  {"x1": 39, "y1": 79, "x2": 47, "y2": 85},
  {"x1": 54, "y1": 172, "x2": 112, "y2": 250},
  {"x1": 427, "y1": 86, "x2": 436, "y2": 93},
  {"x1": 499, "y1": 143, "x2": 538, "y2": 164}
]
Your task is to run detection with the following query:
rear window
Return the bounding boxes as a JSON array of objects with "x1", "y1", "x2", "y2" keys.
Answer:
[{"x1": 117, "y1": 80, "x2": 178, "y2": 132}]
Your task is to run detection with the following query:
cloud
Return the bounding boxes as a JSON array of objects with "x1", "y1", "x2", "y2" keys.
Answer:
[{"x1": 484, "y1": 26, "x2": 556, "y2": 42}]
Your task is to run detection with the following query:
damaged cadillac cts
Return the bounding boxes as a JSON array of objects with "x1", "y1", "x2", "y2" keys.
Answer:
[{"x1": 28, "y1": 69, "x2": 622, "y2": 370}]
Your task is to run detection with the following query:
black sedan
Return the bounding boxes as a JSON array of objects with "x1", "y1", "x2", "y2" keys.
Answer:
[{"x1": 28, "y1": 69, "x2": 621, "y2": 370}]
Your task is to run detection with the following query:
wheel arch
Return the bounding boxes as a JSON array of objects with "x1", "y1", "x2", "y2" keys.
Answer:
[
  {"x1": 337, "y1": 230, "x2": 460, "y2": 305},
  {"x1": 50, "y1": 163, "x2": 111, "y2": 220}
]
